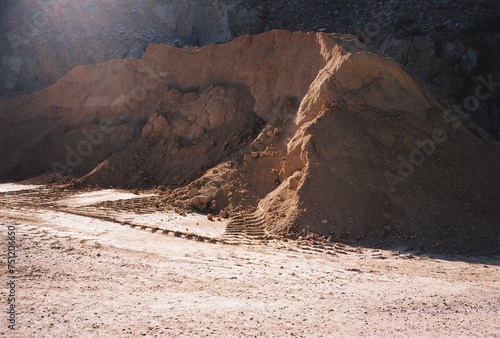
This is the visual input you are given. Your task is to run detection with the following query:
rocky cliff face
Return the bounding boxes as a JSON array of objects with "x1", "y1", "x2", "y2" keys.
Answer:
[
  {"x1": 0, "y1": 0, "x2": 262, "y2": 97},
  {"x1": 1, "y1": 31, "x2": 499, "y2": 252}
]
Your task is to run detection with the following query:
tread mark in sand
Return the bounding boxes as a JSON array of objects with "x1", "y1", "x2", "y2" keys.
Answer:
[
  {"x1": 219, "y1": 210, "x2": 273, "y2": 245},
  {"x1": 1, "y1": 187, "x2": 363, "y2": 255}
]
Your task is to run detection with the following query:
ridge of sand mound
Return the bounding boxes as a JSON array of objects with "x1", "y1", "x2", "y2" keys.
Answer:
[{"x1": 0, "y1": 31, "x2": 499, "y2": 251}]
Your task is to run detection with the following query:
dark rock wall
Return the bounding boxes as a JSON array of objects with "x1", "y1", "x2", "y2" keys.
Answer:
[{"x1": 0, "y1": 0, "x2": 263, "y2": 97}]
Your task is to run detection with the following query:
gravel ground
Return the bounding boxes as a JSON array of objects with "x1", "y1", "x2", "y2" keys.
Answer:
[{"x1": 1, "y1": 184, "x2": 499, "y2": 337}]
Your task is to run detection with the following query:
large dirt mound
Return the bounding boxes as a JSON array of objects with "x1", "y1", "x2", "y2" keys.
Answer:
[{"x1": 1, "y1": 31, "x2": 499, "y2": 252}]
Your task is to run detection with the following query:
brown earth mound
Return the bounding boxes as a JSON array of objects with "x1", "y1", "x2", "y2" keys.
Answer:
[{"x1": 0, "y1": 31, "x2": 499, "y2": 252}]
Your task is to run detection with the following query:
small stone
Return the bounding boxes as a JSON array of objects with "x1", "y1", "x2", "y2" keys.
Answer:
[
  {"x1": 191, "y1": 195, "x2": 212, "y2": 207},
  {"x1": 187, "y1": 188, "x2": 199, "y2": 198},
  {"x1": 288, "y1": 177, "x2": 300, "y2": 190},
  {"x1": 322, "y1": 219, "x2": 328, "y2": 224},
  {"x1": 169, "y1": 147, "x2": 179, "y2": 156},
  {"x1": 207, "y1": 214, "x2": 214, "y2": 221},
  {"x1": 383, "y1": 225, "x2": 392, "y2": 232}
]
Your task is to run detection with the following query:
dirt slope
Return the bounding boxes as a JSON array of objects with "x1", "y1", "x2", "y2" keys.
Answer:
[{"x1": 0, "y1": 31, "x2": 499, "y2": 252}]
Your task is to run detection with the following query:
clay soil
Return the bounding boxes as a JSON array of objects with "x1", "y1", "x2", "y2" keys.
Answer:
[{"x1": 1, "y1": 183, "x2": 499, "y2": 337}]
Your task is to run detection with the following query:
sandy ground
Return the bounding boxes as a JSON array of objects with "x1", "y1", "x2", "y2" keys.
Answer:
[{"x1": 0, "y1": 184, "x2": 499, "y2": 337}]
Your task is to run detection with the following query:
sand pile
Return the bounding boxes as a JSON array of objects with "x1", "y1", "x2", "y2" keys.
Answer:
[{"x1": 0, "y1": 31, "x2": 499, "y2": 251}]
